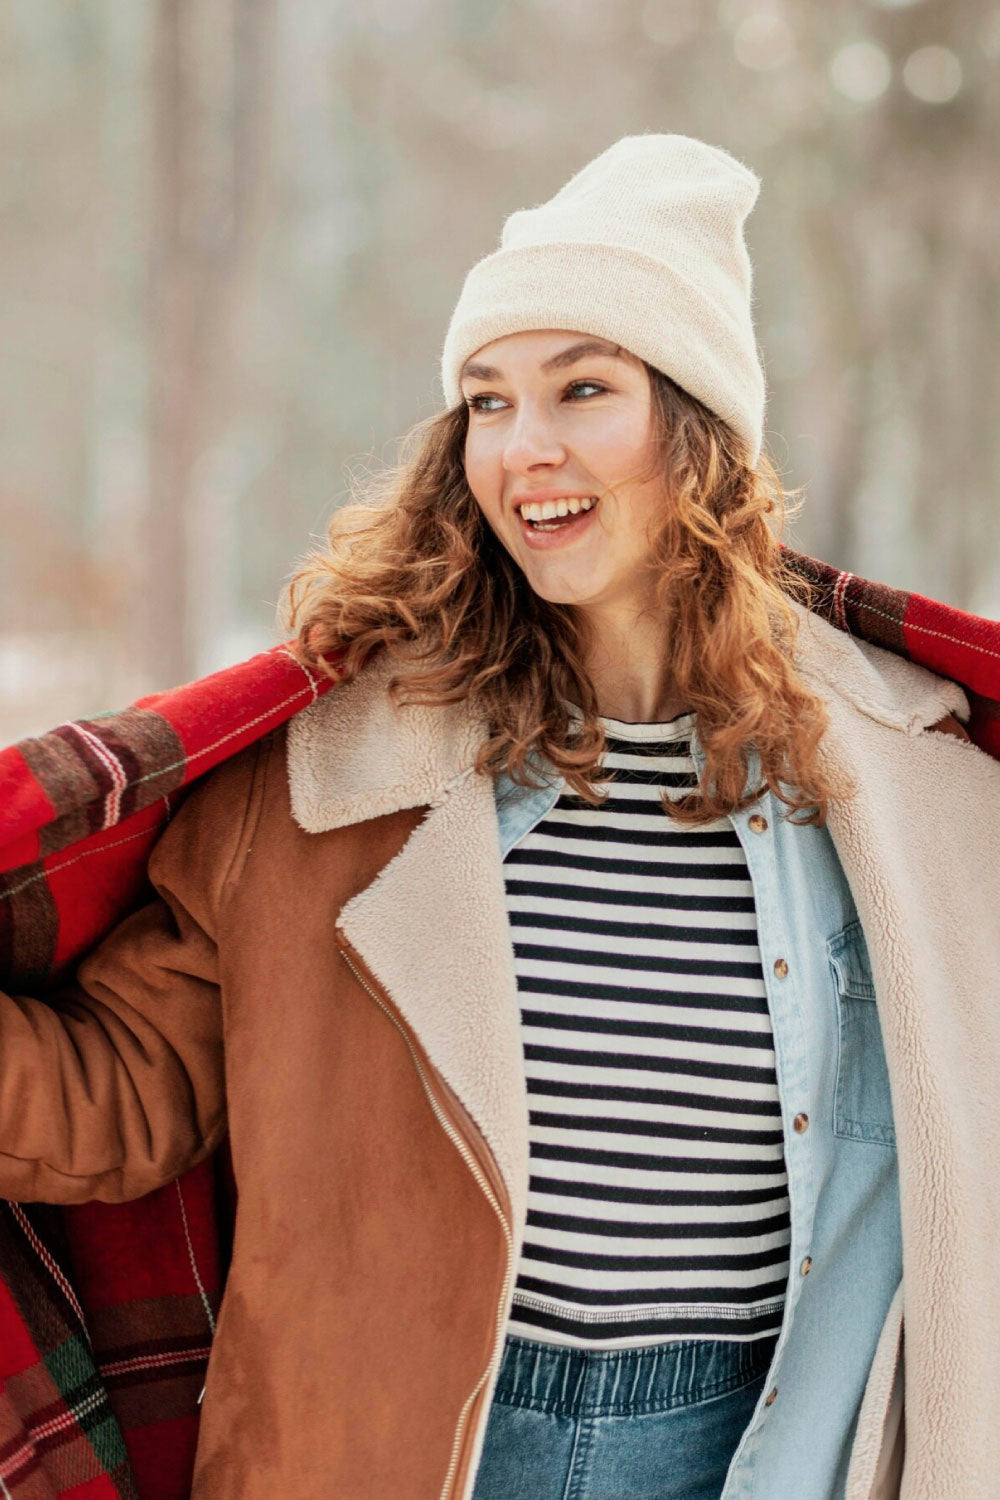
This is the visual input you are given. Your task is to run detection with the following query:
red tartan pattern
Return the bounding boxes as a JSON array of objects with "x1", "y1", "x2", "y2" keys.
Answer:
[
  {"x1": 0, "y1": 1203, "x2": 138, "y2": 1500},
  {"x1": 0, "y1": 554, "x2": 997, "y2": 1499}
]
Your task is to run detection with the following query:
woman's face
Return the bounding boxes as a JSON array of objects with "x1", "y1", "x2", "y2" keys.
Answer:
[{"x1": 461, "y1": 329, "x2": 667, "y2": 615}]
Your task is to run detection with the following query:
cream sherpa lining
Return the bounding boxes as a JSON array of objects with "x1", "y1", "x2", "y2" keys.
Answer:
[
  {"x1": 286, "y1": 607, "x2": 1000, "y2": 1499},
  {"x1": 341, "y1": 766, "x2": 530, "y2": 1243},
  {"x1": 845, "y1": 1280, "x2": 905, "y2": 1498},
  {"x1": 786, "y1": 597, "x2": 971, "y2": 734}
]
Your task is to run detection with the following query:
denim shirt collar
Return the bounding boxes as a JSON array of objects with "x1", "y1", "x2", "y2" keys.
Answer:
[{"x1": 493, "y1": 753, "x2": 563, "y2": 858}]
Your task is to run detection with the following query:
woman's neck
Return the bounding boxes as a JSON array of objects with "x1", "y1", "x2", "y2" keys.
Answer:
[{"x1": 579, "y1": 602, "x2": 691, "y2": 723}]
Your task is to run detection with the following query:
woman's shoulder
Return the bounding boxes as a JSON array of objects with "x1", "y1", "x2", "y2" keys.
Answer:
[
  {"x1": 147, "y1": 729, "x2": 279, "y2": 904},
  {"x1": 786, "y1": 595, "x2": 971, "y2": 736},
  {"x1": 285, "y1": 648, "x2": 483, "y2": 835},
  {"x1": 156, "y1": 647, "x2": 408, "y2": 862}
]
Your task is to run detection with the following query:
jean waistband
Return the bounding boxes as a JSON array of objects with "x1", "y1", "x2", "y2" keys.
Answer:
[{"x1": 492, "y1": 1333, "x2": 778, "y2": 1418}]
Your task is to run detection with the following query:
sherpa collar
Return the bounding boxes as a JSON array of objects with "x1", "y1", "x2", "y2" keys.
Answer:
[{"x1": 285, "y1": 597, "x2": 970, "y2": 834}]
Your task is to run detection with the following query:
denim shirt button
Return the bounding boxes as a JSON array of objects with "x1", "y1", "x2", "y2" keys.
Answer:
[
  {"x1": 800, "y1": 1256, "x2": 813, "y2": 1276},
  {"x1": 793, "y1": 1112, "x2": 810, "y2": 1133},
  {"x1": 764, "y1": 1386, "x2": 779, "y2": 1406},
  {"x1": 773, "y1": 957, "x2": 789, "y2": 978},
  {"x1": 749, "y1": 813, "x2": 768, "y2": 833}
]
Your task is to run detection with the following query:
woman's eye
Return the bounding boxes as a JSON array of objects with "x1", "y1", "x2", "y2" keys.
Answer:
[{"x1": 465, "y1": 380, "x2": 606, "y2": 413}]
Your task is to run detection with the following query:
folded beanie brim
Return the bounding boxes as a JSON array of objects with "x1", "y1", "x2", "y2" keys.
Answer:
[{"x1": 441, "y1": 240, "x2": 765, "y2": 464}]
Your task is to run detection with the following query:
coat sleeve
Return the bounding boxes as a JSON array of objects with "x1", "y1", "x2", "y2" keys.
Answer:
[{"x1": 0, "y1": 738, "x2": 264, "y2": 1205}]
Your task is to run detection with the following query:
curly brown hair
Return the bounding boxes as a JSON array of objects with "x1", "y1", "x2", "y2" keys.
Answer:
[{"x1": 279, "y1": 365, "x2": 856, "y2": 827}]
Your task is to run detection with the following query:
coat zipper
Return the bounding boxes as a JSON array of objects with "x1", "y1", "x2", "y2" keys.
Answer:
[{"x1": 335, "y1": 934, "x2": 514, "y2": 1500}]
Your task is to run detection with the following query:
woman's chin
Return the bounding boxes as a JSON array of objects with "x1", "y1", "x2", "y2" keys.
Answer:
[{"x1": 522, "y1": 572, "x2": 606, "y2": 609}]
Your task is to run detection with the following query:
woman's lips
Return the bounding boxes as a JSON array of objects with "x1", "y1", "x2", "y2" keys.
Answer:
[{"x1": 516, "y1": 501, "x2": 599, "y2": 550}]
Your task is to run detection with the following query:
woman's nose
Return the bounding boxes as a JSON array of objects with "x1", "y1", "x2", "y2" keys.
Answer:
[{"x1": 502, "y1": 405, "x2": 567, "y2": 471}]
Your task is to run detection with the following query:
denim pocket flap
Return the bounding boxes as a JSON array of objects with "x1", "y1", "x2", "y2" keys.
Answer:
[{"x1": 827, "y1": 920, "x2": 876, "y2": 1000}]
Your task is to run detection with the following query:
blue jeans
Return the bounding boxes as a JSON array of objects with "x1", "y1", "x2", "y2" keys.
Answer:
[{"x1": 470, "y1": 1332, "x2": 777, "y2": 1500}]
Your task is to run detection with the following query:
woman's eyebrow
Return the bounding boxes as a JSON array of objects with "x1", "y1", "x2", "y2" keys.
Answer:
[{"x1": 459, "y1": 339, "x2": 625, "y2": 383}]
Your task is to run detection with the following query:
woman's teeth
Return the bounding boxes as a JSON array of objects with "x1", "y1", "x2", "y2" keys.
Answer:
[{"x1": 520, "y1": 496, "x2": 598, "y2": 530}]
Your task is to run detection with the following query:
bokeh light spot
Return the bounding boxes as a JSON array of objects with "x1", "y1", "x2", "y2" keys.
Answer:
[
  {"x1": 902, "y1": 46, "x2": 963, "y2": 104},
  {"x1": 830, "y1": 41, "x2": 892, "y2": 102},
  {"x1": 733, "y1": 12, "x2": 796, "y2": 70}
]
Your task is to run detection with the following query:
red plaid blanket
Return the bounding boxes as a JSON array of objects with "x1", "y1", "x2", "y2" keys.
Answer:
[{"x1": 1, "y1": 547, "x2": 997, "y2": 1498}]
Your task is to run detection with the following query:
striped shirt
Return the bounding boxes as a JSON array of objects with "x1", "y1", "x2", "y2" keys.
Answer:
[{"x1": 502, "y1": 710, "x2": 790, "y2": 1348}]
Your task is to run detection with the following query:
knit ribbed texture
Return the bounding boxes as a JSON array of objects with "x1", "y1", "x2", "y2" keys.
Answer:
[{"x1": 441, "y1": 132, "x2": 767, "y2": 465}]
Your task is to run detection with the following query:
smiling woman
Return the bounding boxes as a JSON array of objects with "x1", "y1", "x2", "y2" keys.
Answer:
[
  {"x1": 2, "y1": 132, "x2": 997, "y2": 1500},
  {"x1": 272, "y1": 135, "x2": 997, "y2": 1500},
  {"x1": 284, "y1": 321, "x2": 847, "y2": 831}
]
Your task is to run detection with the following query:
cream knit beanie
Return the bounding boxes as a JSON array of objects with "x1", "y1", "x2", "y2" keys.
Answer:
[{"x1": 440, "y1": 132, "x2": 767, "y2": 465}]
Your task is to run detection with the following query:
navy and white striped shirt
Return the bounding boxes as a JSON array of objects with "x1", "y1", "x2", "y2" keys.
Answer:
[{"x1": 502, "y1": 711, "x2": 790, "y2": 1348}]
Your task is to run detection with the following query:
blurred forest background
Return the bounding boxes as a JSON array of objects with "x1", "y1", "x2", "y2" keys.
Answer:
[{"x1": 1, "y1": 0, "x2": 998, "y2": 739}]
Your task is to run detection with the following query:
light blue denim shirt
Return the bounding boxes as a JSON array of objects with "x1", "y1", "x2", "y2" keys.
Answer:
[{"x1": 493, "y1": 728, "x2": 902, "y2": 1500}]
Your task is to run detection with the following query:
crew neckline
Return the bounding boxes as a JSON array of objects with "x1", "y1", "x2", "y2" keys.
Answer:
[
  {"x1": 599, "y1": 710, "x2": 697, "y2": 742},
  {"x1": 564, "y1": 699, "x2": 697, "y2": 742}
]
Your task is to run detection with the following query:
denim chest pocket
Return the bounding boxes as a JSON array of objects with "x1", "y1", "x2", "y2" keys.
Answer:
[{"x1": 827, "y1": 919, "x2": 897, "y2": 1147}]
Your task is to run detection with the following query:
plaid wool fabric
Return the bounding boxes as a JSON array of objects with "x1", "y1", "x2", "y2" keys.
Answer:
[{"x1": 0, "y1": 550, "x2": 997, "y2": 1499}]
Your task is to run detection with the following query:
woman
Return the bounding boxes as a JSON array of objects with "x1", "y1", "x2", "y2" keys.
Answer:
[{"x1": 1, "y1": 134, "x2": 998, "y2": 1500}]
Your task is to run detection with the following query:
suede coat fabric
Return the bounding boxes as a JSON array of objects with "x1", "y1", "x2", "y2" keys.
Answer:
[{"x1": 1, "y1": 593, "x2": 999, "y2": 1499}]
